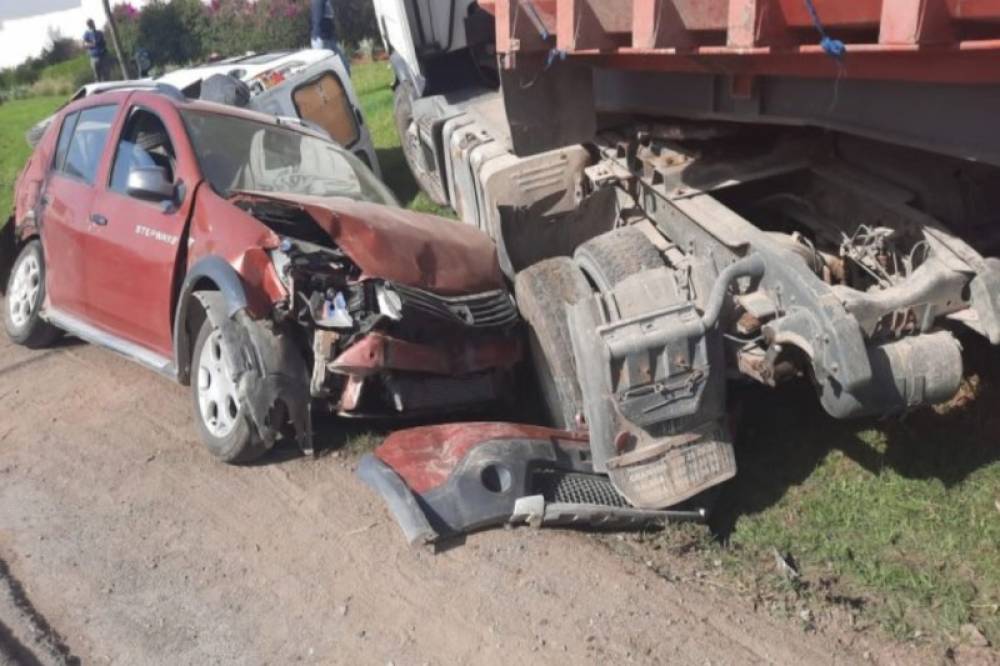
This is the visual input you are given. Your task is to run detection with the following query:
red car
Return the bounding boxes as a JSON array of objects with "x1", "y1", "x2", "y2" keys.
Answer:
[{"x1": 2, "y1": 85, "x2": 521, "y2": 462}]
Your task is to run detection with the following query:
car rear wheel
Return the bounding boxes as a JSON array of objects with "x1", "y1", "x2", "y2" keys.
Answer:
[
  {"x1": 4, "y1": 240, "x2": 60, "y2": 348},
  {"x1": 514, "y1": 257, "x2": 592, "y2": 430},
  {"x1": 191, "y1": 316, "x2": 267, "y2": 464}
]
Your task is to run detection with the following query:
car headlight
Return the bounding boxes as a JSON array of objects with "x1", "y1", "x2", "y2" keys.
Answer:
[
  {"x1": 375, "y1": 283, "x2": 403, "y2": 321},
  {"x1": 267, "y1": 242, "x2": 292, "y2": 290}
]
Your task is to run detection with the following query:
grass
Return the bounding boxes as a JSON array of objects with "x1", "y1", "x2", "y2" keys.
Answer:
[
  {"x1": 697, "y1": 344, "x2": 1000, "y2": 647},
  {"x1": 351, "y1": 60, "x2": 452, "y2": 216},
  {"x1": 38, "y1": 54, "x2": 90, "y2": 85},
  {"x1": 0, "y1": 96, "x2": 63, "y2": 224},
  {"x1": 2, "y1": 58, "x2": 997, "y2": 650}
]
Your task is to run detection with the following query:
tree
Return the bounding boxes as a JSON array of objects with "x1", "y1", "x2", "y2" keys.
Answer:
[{"x1": 102, "y1": 0, "x2": 131, "y2": 78}]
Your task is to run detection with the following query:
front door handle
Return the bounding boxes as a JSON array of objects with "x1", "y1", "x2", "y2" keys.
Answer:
[{"x1": 90, "y1": 213, "x2": 108, "y2": 226}]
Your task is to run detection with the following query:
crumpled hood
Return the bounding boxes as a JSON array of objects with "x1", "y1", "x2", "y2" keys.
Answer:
[{"x1": 238, "y1": 191, "x2": 505, "y2": 295}]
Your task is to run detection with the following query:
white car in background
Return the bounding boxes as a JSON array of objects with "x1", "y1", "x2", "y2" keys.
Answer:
[{"x1": 29, "y1": 49, "x2": 380, "y2": 176}]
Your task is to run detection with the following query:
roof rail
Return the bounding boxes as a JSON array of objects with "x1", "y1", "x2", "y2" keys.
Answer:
[{"x1": 86, "y1": 81, "x2": 187, "y2": 102}]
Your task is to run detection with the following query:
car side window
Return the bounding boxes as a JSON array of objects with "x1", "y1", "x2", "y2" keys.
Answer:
[
  {"x1": 53, "y1": 112, "x2": 80, "y2": 172},
  {"x1": 54, "y1": 105, "x2": 117, "y2": 185},
  {"x1": 110, "y1": 109, "x2": 177, "y2": 195}
]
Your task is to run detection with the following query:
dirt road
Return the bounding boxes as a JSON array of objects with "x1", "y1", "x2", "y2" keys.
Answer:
[{"x1": 0, "y1": 312, "x2": 886, "y2": 665}]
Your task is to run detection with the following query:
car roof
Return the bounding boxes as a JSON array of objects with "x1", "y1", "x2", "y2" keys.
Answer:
[{"x1": 156, "y1": 49, "x2": 337, "y2": 92}]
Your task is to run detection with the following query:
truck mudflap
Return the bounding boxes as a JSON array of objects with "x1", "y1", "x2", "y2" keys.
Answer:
[
  {"x1": 566, "y1": 256, "x2": 761, "y2": 508},
  {"x1": 357, "y1": 423, "x2": 707, "y2": 546}
]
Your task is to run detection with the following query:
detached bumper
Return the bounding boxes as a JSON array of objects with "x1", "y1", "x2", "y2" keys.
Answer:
[
  {"x1": 329, "y1": 332, "x2": 521, "y2": 377},
  {"x1": 358, "y1": 423, "x2": 708, "y2": 546},
  {"x1": 323, "y1": 332, "x2": 521, "y2": 416}
]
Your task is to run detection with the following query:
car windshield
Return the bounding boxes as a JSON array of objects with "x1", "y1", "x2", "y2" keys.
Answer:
[{"x1": 180, "y1": 109, "x2": 397, "y2": 205}]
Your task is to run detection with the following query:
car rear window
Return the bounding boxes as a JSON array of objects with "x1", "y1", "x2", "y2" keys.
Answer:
[{"x1": 53, "y1": 105, "x2": 117, "y2": 185}]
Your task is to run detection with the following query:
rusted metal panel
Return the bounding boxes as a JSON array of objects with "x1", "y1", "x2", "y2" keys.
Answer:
[
  {"x1": 880, "y1": 0, "x2": 956, "y2": 44},
  {"x1": 632, "y1": 0, "x2": 728, "y2": 49},
  {"x1": 728, "y1": 0, "x2": 793, "y2": 48},
  {"x1": 491, "y1": 0, "x2": 1000, "y2": 83},
  {"x1": 588, "y1": 43, "x2": 1000, "y2": 84},
  {"x1": 556, "y1": 0, "x2": 633, "y2": 51},
  {"x1": 946, "y1": 0, "x2": 1000, "y2": 19},
  {"x1": 778, "y1": 0, "x2": 883, "y2": 28},
  {"x1": 493, "y1": 0, "x2": 557, "y2": 55}
]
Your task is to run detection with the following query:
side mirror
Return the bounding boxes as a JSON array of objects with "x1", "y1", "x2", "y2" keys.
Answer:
[{"x1": 126, "y1": 165, "x2": 175, "y2": 203}]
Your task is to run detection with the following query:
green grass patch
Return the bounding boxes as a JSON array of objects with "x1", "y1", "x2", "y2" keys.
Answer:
[
  {"x1": 0, "y1": 96, "x2": 63, "y2": 225},
  {"x1": 38, "y1": 54, "x2": 91, "y2": 84},
  {"x1": 707, "y1": 358, "x2": 1000, "y2": 646},
  {"x1": 350, "y1": 60, "x2": 452, "y2": 216}
]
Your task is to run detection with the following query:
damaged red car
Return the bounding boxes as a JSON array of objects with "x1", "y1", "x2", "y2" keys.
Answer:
[{"x1": 2, "y1": 86, "x2": 521, "y2": 462}]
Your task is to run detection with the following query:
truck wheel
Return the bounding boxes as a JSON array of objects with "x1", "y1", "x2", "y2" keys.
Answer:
[
  {"x1": 191, "y1": 316, "x2": 267, "y2": 464},
  {"x1": 3, "y1": 240, "x2": 60, "y2": 349},
  {"x1": 574, "y1": 225, "x2": 664, "y2": 292},
  {"x1": 515, "y1": 257, "x2": 592, "y2": 430},
  {"x1": 394, "y1": 80, "x2": 447, "y2": 206}
]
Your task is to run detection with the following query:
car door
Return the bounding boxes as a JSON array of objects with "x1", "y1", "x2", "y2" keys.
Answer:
[
  {"x1": 84, "y1": 97, "x2": 198, "y2": 360},
  {"x1": 40, "y1": 103, "x2": 119, "y2": 318}
]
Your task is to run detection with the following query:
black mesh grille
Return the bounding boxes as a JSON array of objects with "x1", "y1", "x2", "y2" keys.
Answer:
[
  {"x1": 532, "y1": 470, "x2": 629, "y2": 508},
  {"x1": 392, "y1": 282, "x2": 519, "y2": 329}
]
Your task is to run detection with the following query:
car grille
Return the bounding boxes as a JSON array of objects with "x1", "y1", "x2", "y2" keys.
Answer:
[{"x1": 391, "y1": 282, "x2": 519, "y2": 329}]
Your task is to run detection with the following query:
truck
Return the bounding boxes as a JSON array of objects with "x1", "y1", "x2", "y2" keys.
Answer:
[{"x1": 367, "y1": 0, "x2": 1000, "y2": 513}]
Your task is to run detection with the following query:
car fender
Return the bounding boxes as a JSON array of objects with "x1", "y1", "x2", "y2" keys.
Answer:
[
  {"x1": 0, "y1": 219, "x2": 15, "y2": 295},
  {"x1": 172, "y1": 255, "x2": 250, "y2": 385},
  {"x1": 185, "y1": 290, "x2": 313, "y2": 457}
]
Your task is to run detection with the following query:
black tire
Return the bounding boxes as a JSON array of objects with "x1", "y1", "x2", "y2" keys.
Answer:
[
  {"x1": 190, "y1": 314, "x2": 268, "y2": 464},
  {"x1": 514, "y1": 257, "x2": 592, "y2": 430},
  {"x1": 3, "y1": 240, "x2": 60, "y2": 349},
  {"x1": 393, "y1": 80, "x2": 447, "y2": 206},
  {"x1": 574, "y1": 225, "x2": 665, "y2": 293}
]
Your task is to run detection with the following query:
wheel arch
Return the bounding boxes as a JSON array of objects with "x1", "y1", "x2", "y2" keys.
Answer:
[
  {"x1": 0, "y1": 217, "x2": 42, "y2": 296},
  {"x1": 172, "y1": 256, "x2": 249, "y2": 386}
]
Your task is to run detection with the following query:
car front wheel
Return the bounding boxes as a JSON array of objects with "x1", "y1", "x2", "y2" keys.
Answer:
[
  {"x1": 4, "y1": 240, "x2": 60, "y2": 348},
  {"x1": 191, "y1": 315, "x2": 267, "y2": 464}
]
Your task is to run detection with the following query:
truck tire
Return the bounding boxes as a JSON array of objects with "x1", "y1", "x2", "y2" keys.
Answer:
[
  {"x1": 574, "y1": 225, "x2": 665, "y2": 293},
  {"x1": 394, "y1": 80, "x2": 447, "y2": 206},
  {"x1": 514, "y1": 257, "x2": 592, "y2": 430},
  {"x1": 191, "y1": 314, "x2": 268, "y2": 464},
  {"x1": 3, "y1": 240, "x2": 61, "y2": 349}
]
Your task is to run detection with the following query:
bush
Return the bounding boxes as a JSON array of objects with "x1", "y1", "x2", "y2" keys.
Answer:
[
  {"x1": 39, "y1": 55, "x2": 93, "y2": 89},
  {"x1": 203, "y1": 0, "x2": 310, "y2": 57},
  {"x1": 337, "y1": 0, "x2": 380, "y2": 50},
  {"x1": 29, "y1": 78, "x2": 75, "y2": 97}
]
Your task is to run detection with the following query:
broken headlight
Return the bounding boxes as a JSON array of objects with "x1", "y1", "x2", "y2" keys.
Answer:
[
  {"x1": 375, "y1": 283, "x2": 403, "y2": 321},
  {"x1": 267, "y1": 239, "x2": 294, "y2": 289}
]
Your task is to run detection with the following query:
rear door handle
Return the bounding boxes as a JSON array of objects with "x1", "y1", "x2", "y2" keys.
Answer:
[{"x1": 90, "y1": 213, "x2": 108, "y2": 226}]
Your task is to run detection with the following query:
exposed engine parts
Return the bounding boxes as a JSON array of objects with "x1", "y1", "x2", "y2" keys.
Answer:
[{"x1": 236, "y1": 198, "x2": 521, "y2": 420}]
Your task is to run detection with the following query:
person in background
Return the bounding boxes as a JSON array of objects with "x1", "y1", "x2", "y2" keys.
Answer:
[
  {"x1": 83, "y1": 19, "x2": 109, "y2": 82},
  {"x1": 310, "y1": 0, "x2": 350, "y2": 72}
]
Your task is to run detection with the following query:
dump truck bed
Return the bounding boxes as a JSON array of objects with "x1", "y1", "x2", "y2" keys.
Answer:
[{"x1": 482, "y1": 0, "x2": 1000, "y2": 83}]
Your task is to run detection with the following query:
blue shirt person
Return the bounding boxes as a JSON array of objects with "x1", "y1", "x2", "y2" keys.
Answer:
[
  {"x1": 83, "y1": 19, "x2": 109, "y2": 82},
  {"x1": 310, "y1": 0, "x2": 349, "y2": 71}
]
